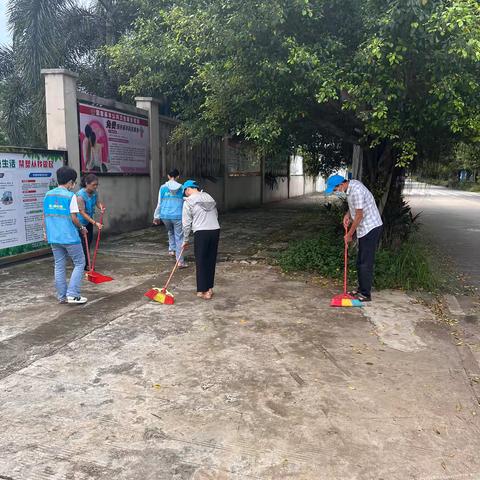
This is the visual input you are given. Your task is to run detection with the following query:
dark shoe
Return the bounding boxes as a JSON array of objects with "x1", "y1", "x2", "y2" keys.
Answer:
[{"x1": 355, "y1": 293, "x2": 371, "y2": 302}]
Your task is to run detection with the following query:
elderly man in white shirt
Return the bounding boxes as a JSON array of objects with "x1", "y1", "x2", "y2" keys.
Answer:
[{"x1": 325, "y1": 175, "x2": 383, "y2": 302}]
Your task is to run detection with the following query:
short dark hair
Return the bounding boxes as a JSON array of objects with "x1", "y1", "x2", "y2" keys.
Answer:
[
  {"x1": 57, "y1": 166, "x2": 77, "y2": 185},
  {"x1": 81, "y1": 173, "x2": 98, "y2": 188},
  {"x1": 168, "y1": 168, "x2": 180, "y2": 178}
]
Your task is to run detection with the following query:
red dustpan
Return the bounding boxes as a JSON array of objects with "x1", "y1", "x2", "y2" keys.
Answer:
[
  {"x1": 82, "y1": 211, "x2": 113, "y2": 284},
  {"x1": 331, "y1": 225, "x2": 362, "y2": 308}
]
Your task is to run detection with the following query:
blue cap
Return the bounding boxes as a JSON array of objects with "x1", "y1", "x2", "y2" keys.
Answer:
[
  {"x1": 182, "y1": 179, "x2": 199, "y2": 194},
  {"x1": 324, "y1": 174, "x2": 346, "y2": 194}
]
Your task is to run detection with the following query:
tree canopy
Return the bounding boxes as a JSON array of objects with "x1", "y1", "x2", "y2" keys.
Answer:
[
  {"x1": 109, "y1": 0, "x2": 480, "y2": 174},
  {"x1": 0, "y1": 0, "x2": 139, "y2": 146}
]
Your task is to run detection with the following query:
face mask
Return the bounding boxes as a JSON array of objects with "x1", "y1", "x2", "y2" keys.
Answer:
[{"x1": 334, "y1": 191, "x2": 347, "y2": 200}]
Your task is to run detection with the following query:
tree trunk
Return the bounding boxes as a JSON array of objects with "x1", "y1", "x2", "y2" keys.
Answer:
[
  {"x1": 360, "y1": 142, "x2": 410, "y2": 248},
  {"x1": 361, "y1": 142, "x2": 395, "y2": 215}
]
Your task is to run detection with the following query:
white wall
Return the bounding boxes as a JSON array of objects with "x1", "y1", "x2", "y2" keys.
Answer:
[
  {"x1": 201, "y1": 177, "x2": 225, "y2": 212},
  {"x1": 315, "y1": 175, "x2": 327, "y2": 192},
  {"x1": 289, "y1": 176, "x2": 305, "y2": 197},
  {"x1": 264, "y1": 176, "x2": 289, "y2": 203},
  {"x1": 227, "y1": 176, "x2": 262, "y2": 209},
  {"x1": 304, "y1": 176, "x2": 316, "y2": 194},
  {"x1": 99, "y1": 176, "x2": 150, "y2": 233}
]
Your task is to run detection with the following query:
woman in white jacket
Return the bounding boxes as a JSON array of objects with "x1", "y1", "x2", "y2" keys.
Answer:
[{"x1": 182, "y1": 180, "x2": 220, "y2": 300}]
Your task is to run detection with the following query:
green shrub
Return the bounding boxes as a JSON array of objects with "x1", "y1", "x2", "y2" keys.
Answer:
[
  {"x1": 373, "y1": 240, "x2": 438, "y2": 290},
  {"x1": 278, "y1": 231, "x2": 438, "y2": 292}
]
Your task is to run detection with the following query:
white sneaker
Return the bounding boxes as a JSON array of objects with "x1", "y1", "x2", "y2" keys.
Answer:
[{"x1": 67, "y1": 296, "x2": 88, "y2": 305}]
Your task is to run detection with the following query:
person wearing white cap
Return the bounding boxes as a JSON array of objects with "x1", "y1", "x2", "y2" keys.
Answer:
[{"x1": 325, "y1": 175, "x2": 383, "y2": 302}]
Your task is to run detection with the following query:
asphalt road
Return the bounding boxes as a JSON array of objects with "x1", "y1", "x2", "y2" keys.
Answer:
[{"x1": 405, "y1": 181, "x2": 480, "y2": 288}]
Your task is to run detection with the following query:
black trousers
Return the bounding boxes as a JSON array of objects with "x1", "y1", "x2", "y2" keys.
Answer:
[
  {"x1": 357, "y1": 226, "x2": 382, "y2": 297},
  {"x1": 194, "y1": 229, "x2": 220, "y2": 292},
  {"x1": 81, "y1": 223, "x2": 94, "y2": 269}
]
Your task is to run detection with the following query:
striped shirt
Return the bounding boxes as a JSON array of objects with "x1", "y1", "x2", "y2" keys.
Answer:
[{"x1": 347, "y1": 180, "x2": 383, "y2": 238}]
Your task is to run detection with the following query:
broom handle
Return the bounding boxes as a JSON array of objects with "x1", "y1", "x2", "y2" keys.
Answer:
[
  {"x1": 82, "y1": 228, "x2": 92, "y2": 271},
  {"x1": 163, "y1": 246, "x2": 186, "y2": 291},
  {"x1": 343, "y1": 225, "x2": 348, "y2": 295},
  {"x1": 92, "y1": 209, "x2": 104, "y2": 271}
]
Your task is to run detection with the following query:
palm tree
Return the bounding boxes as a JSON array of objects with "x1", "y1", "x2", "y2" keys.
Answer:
[{"x1": 0, "y1": 0, "x2": 139, "y2": 147}]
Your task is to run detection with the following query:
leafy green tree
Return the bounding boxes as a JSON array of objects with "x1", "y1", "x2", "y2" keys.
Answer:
[
  {"x1": 110, "y1": 0, "x2": 480, "y2": 223},
  {"x1": 455, "y1": 143, "x2": 480, "y2": 181},
  {"x1": 0, "y1": 0, "x2": 139, "y2": 146}
]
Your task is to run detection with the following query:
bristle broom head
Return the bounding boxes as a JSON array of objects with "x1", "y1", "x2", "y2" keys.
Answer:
[
  {"x1": 144, "y1": 287, "x2": 175, "y2": 304},
  {"x1": 144, "y1": 288, "x2": 160, "y2": 300},
  {"x1": 330, "y1": 294, "x2": 363, "y2": 308},
  {"x1": 154, "y1": 291, "x2": 175, "y2": 304}
]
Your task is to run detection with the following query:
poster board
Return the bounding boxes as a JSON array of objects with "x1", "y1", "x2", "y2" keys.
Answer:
[
  {"x1": 78, "y1": 101, "x2": 149, "y2": 175},
  {"x1": 0, "y1": 148, "x2": 66, "y2": 259}
]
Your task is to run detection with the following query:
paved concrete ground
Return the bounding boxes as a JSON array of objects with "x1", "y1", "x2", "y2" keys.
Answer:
[
  {"x1": 405, "y1": 181, "x2": 480, "y2": 289},
  {"x1": 1, "y1": 195, "x2": 480, "y2": 480}
]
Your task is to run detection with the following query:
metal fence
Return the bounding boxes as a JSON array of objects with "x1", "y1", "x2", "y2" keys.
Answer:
[
  {"x1": 159, "y1": 117, "x2": 223, "y2": 178},
  {"x1": 265, "y1": 152, "x2": 289, "y2": 177},
  {"x1": 225, "y1": 138, "x2": 260, "y2": 175}
]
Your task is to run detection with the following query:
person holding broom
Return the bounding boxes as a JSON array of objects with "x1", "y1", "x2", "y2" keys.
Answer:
[
  {"x1": 325, "y1": 174, "x2": 383, "y2": 302},
  {"x1": 77, "y1": 174, "x2": 105, "y2": 270},
  {"x1": 43, "y1": 166, "x2": 88, "y2": 304},
  {"x1": 181, "y1": 180, "x2": 220, "y2": 300}
]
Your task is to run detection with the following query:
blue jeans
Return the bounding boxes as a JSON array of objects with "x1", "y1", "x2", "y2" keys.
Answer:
[
  {"x1": 162, "y1": 219, "x2": 184, "y2": 263},
  {"x1": 51, "y1": 243, "x2": 86, "y2": 300}
]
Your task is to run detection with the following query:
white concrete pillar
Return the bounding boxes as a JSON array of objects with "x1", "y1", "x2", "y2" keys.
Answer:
[
  {"x1": 260, "y1": 155, "x2": 266, "y2": 204},
  {"x1": 135, "y1": 97, "x2": 161, "y2": 216},
  {"x1": 222, "y1": 136, "x2": 229, "y2": 211},
  {"x1": 41, "y1": 69, "x2": 80, "y2": 172}
]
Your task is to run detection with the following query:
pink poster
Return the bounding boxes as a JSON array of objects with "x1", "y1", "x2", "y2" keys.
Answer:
[{"x1": 78, "y1": 103, "x2": 150, "y2": 174}]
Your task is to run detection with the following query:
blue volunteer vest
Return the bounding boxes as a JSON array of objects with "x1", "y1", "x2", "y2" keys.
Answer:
[
  {"x1": 43, "y1": 187, "x2": 80, "y2": 245},
  {"x1": 160, "y1": 185, "x2": 184, "y2": 220},
  {"x1": 76, "y1": 188, "x2": 97, "y2": 226}
]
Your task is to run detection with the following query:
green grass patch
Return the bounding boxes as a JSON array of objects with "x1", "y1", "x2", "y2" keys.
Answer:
[{"x1": 278, "y1": 227, "x2": 439, "y2": 292}]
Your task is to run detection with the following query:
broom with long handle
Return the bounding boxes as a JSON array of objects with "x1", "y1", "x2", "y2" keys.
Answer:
[
  {"x1": 85, "y1": 209, "x2": 113, "y2": 284},
  {"x1": 144, "y1": 246, "x2": 186, "y2": 305},
  {"x1": 330, "y1": 224, "x2": 362, "y2": 307},
  {"x1": 91, "y1": 209, "x2": 104, "y2": 273}
]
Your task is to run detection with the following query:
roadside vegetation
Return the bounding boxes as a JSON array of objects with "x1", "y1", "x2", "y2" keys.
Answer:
[
  {"x1": 414, "y1": 142, "x2": 480, "y2": 192},
  {"x1": 274, "y1": 201, "x2": 446, "y2": 293}
]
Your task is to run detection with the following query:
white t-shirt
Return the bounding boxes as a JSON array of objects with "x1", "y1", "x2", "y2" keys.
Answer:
[{"x1": 70, "y1": 195, "x2": 79, "y2": 214}]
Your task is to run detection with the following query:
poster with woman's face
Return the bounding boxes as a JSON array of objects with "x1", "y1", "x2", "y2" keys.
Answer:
[
  {"x1": 80, "y1": 120, "x2": 109, "y2": 173},
  {"x1": 78, "y1": 102, "x2": 150, "y2": 175}
]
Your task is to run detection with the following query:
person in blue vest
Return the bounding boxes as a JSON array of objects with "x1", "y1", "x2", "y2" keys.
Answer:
[
  {"x1": 77, "y1": 173, "x2": 105, "y2": 269},
  {"x1": 153, "y1": 169, "x2": 187, "y2": 267},
  {"x1": 43, "y1": 166, "x2": 88, "y2": 304}
]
